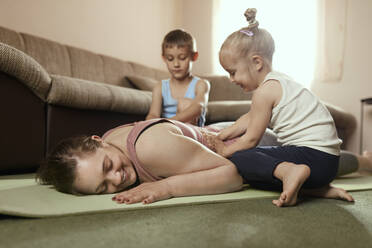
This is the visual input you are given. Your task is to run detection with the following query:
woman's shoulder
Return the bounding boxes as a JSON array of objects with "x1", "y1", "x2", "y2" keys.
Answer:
[{"x1": 137, "y1": 122, "x2": 182, "y2": 147}]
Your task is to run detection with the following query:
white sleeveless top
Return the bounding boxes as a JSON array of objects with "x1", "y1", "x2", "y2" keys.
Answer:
[{"x1": 264, "y1": 71, "x2": 342, "y2": 155}]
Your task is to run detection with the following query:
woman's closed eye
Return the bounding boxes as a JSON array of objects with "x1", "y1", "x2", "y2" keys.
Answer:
[
  {"x1": 96, "y1": 156, "x2": 113, "y2": 194},
  {"x1": 104, "y1": 156, "x2": 113, "y2": 173}
]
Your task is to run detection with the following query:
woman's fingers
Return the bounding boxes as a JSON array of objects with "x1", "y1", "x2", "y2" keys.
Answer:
[
  {"x1": 111, "y1": 181, "x2": 171, "y2": 204},
  {"x1": 112, "y1": 188, "x2": 156, "y2": 204}
]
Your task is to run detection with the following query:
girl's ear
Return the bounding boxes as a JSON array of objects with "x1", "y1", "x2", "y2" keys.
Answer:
[
  {"x1": 191, "y1": 52, "x2": 199, "y2": 61},
  {"x1": 252, "y1": 55, "x2": 264, "y2": 71}
]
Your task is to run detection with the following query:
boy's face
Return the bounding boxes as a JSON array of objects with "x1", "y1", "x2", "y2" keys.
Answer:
[{"x1": 162, "y1": 45, "x2": 197, "y2": 81}]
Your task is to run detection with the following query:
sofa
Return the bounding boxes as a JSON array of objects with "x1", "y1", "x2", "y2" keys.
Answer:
[{"x1": 0, "y1": 25, "x2": 357, "y2": 174}]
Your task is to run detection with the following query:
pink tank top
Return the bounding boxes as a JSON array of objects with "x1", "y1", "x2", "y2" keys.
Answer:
[{"x1": 102, "y1": 118, "x2": 219, "y2": 183}]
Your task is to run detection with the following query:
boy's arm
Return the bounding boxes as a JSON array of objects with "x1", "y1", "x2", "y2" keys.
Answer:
[
  {"x1": 112, "y1": 123, "x2": 243, "y2": 204},
  {"x1": 217, "y1": 81, "x2": 281, "y2": 157},
  {"x1": 145, "y1": 82, "x2": 162, "y2": 120},
  {"x1": 170, "y1": 79, "x2": 210, "y2": 123}
]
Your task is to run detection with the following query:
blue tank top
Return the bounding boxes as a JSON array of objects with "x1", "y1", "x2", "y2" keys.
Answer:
[{"x1": 161, "y1": 76, "x2": 206, "y2": 126}]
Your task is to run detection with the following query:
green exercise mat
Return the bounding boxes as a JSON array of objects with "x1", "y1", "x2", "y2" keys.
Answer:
[{"x1": 0, "y1": 172, "x2": 371, "y2": 218}]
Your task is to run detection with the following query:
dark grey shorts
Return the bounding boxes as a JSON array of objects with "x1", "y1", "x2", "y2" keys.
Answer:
[{"x1": 229, "y1": 146, "x2": 339, "y2": 191}]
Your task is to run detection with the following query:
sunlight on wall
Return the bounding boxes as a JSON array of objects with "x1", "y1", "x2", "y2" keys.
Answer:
[{"x1": 214, "y1": 0, "x2": 317, "y2": 88}]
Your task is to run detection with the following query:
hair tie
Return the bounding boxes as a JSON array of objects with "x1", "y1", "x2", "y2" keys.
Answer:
[
  {"x1": 242, "y1": 8, "x2": 259, "y2": 36},
  {"x1": 240, "y1": 29, "x2": 254, "y2": 37}
]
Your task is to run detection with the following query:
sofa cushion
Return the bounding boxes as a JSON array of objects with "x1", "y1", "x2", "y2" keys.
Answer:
[
  {"x1": 202, "y1": 75, "x2": 252, "y2": 101},
  {"x1": 0, "y1": 42, "x2": 51, "y2": 100},
  {"x1": 67, "y1": 46, "x2": 105, "y2": 82},
  {"x1": 0, "y1": 26, "x2": 25, "y2": 52},
  {"x1": 130, "y1": 61, "x2": 169, "y2": 81},
  {"x1": 126, "y1": 75, "x2": 158, "y2": 92},
  {"x1": 101, "y1": 55, "x2": 135, "y2": 88},
  {"x1": 206, "y1": 100, "x2": 251, "y2": 123},
  {"x1": 47, "y1": 75, "x2": 152, "y2": 115},
  {"x1": 21, "y1": 33, "x2": 71, "y2": 77}
]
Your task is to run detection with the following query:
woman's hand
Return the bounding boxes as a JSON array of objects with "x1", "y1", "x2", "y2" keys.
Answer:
[{"x1": 112, "y1": 180, "x2": 172, "y2": 204}]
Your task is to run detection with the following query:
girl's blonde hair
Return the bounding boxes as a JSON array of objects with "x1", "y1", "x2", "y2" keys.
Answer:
[{"x1": 220, "y1": 8, "x2": 275, "y2": 67}]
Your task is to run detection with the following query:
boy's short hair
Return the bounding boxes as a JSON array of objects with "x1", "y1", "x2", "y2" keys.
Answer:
[{"x1": 162, "y1": 29, "x2": 197, "y2": 55}]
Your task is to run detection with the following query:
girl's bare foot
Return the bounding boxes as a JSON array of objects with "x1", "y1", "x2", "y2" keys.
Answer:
[
  {"x1": 303, "y1": 184, "x2": 354, "y2": 202},
  {"x1": 272, "y1": 163, "x2": 311, "y2": 207}
]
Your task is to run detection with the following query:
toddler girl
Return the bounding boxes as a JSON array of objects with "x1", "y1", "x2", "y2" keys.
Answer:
[{"x1": 215, "y1": 8, "x2": 353, "y2": 207}]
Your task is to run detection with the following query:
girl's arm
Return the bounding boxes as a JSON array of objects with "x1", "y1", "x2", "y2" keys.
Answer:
[
  {"x1": 217, "y1": 112, "x2": 251, "y2": 141},
  {"x1": 112, "y1": 123, "x2": 243, "y2": 204},
  {"x1": 170, "y1": 79, "x2": 210, "y2": 123},
  {"x1": 145, "y1": 82, "x2": 162, "y2": 120},
  {"x1": 217, "y1": 81, "x2": 281, "y2": 157}
]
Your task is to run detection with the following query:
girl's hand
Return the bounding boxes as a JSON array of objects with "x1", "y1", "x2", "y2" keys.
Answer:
[
  {"x1": 215, "y1": 138, "x2": 229, "y2": 157},
  {"x1": 112, "y1": 181, "x2": 172, "y2": 204},
  {"x1": 217, "y1": 128, "x2": 232, "y2": 141}
]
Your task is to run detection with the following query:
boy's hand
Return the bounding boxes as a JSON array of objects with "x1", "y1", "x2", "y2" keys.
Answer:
[{"x1": 112, "y1": 180, "x2": 172, "y2": 204}]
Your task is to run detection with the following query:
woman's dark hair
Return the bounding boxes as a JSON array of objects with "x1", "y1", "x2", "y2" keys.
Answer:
[{"x1": 36, "y1": 135, "x2": 102, "y2": 194}]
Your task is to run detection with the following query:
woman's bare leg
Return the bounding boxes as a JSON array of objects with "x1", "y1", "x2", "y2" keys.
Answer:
[
  {"x1": 272, "y1": 162, "x2": 311, "y2": 207},
  {"x1": 358, "y1": 151, "x2": 372, "y2": 171}
]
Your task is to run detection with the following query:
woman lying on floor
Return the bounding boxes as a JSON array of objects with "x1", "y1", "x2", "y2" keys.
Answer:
[{"x1": 36, "y1": 118, "x2": 368, "y2": 206}]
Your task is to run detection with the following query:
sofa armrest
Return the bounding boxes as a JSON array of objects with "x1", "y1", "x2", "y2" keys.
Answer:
[
  {"x1": 0, "y1": 42, "x2": 51, "y2": 100},
  {"x1": 47, "y1": 75, "x2": 152, "y2": 115},
  {"x1": 323, "y1": 101, "x2": 357, "y2": 148},
  {"x1": 206, "y1": 100, "x2": 251, "y2": 124}
]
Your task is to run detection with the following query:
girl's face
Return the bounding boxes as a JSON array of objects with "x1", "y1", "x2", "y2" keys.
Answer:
[
  {"x1": 73, "y1": 142, "x2": 137, "y2": 194},
  {"x1": 219, "y1": 49, "x2": 260, "y2": 92},
  {"x1": 162, "y1": 45, "x2": 196, "y2": 81}
]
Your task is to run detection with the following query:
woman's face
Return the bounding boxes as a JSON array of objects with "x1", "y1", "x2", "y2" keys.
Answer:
[{"x1": 73, "y1": 142, "x2": 137, "y2": 194}]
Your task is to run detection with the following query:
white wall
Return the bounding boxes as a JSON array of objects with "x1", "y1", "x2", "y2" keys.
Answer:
[
  {"x1": 180, "y1": 0, "x2": 218, "y2": 75},
  {"x1": 311, "y1": 0, "x2": 372, "y2": 153},
  {"x1": 0, "y1": 0, "x2": 182, "y2": 71}
]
